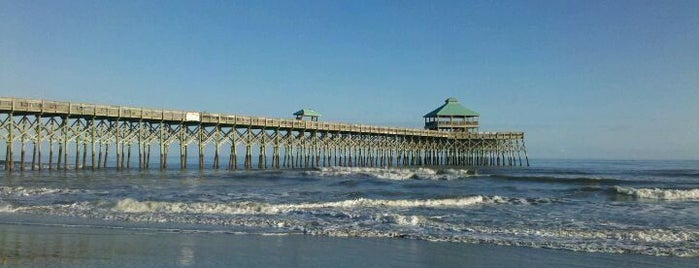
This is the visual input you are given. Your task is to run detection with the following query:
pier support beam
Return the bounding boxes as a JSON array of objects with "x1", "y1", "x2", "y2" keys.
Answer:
[{"x1": 6, "y1": 113, "x2": 14, "y2": 171}]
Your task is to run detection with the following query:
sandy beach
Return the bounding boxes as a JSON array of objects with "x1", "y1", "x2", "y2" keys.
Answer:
[{"x1": 1, "y1": 219, "x2": 696, "y2": 268}]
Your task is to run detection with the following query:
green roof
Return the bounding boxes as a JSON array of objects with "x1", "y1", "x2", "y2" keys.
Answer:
[
  {"x1": 294, "y1": 108, "x2": 321, "y2": 117},
  {"x1": 423, "y1": 97, "x2": 479, "y2": 117}
]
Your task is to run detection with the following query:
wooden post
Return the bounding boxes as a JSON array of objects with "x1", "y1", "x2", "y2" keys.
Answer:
[
  {"x1": 49, "y1": 134, "x2": 54, "y2": 171},
  {"x1": 183, "y1": 145, "x2": 188, "y2": 169},
  {"x1": 214, "y1": 143, "x2": 220, "y2": 169},
  {"x1": 163, "y1": 143, "x2": 168, "y2": 169},
  {"x1": 284, "y1": 144, "x2": 290, "y2": 168},
  {"x1": 517, "y1": 145, "x2": 523, "y2": 167},
  {"x1": 103, "y1": 143, "x2": 109, "y2": 168},
  {"x1": 62, "y1": 117, "x2": 68, "y2": 170},
  {"x1": 128, "y1": 143, "x2": 132, "y2": 169},
  {"x1": 6, "y1": 113, "x2": 13, "y2": 171},
  {"x1": 524, "y1": 150, "x2": 530, "y2": 167},
  {"x1": 230, "y1": 143, "x2": 237, "y2": 170},
  {"x1": 322, "y1": 146, "x2": 327, "y2": 167},
  {"x1": 4, "y1": 141, "x2": 9, "y2": 172},
  {"x1": 292, "y1": 145, "x2": 297, "y2": 168},
  {"x1": 303, "y1": 144, "x2": 308, "y2": 168},
  {"x1": 295, "y1": 145, "x2": 300, "y2": 168},
  {"x1": 263, "y1": 144, "x2": 268, "y2": 169},
  {"x1": 20, "y1": 135, "x2": 26, "y2": 171},
  {"x1": 159, "y1": 125, "x2": 165, "y2": 169},
  {"x1": 258, "y1": 144, "x2": 265, "y2": 169},
  {"x1": 97, "y1": 142, "x2": 102, "y2": 169},
  {"x1": 244, "y1": 144, "x2": 251, "y2": 169},
  {"x1": 121, "y1": 141, "x2": 125, "y2": 169},
  {"x1": 334, "y1": 146, "x2": 338, "y2": 167},
  {"x1": 276, "y1": 143, "x2": 282, "y2": 169},
  {"x1": 179, "y1": 143, "x2": 184, "y2": 170},
  {"x1": 90, "y1": 118, "x2": 95, "y2": 170},
  {"x1": 141, "y1": 143, "x2": 146, "y2": 169},
  {"x1": 387, "y1": 149, "x2": 392, "y2": 167},
  {"x1": 316, "y1": 146, "x2": 322, "y2": 168},
  {"x1": 338, "y1": 146, "x2": 343, "y2": 167},
  {"x1": 146, "y1": 144, "x2": 151, "y2": 169},
  {"x1": 199, "y1": 127, "x2": 204, "y2": 170},
  {"x1": 57, "y1": 136, "x2": 63, "y2": 170},
  {"x1": 396, "y1": 149, "x2": 401, "y2": 167},
  {"x1": 281, "y1": 145, "x2": 286, "y2": 168},
  {"x1": 75, "y1": 136, "x2": 80, "y2": 170},
  {"x1": 36, "y1": 115, "x2": 42, "y2": 171},
  {"x1": 116, "y1": 120, "x2": 120, "y2": 170},
  {"x1": 31, "y1": 140, "x2": 37, "y2": 171},
  {"x1": 82, "y1": 143, "x2": 87, "y2": 170}
]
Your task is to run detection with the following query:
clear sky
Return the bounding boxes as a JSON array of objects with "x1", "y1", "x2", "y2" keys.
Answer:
[{"x1": 1, "y1": 0, "x2": 698, "y2": 160}]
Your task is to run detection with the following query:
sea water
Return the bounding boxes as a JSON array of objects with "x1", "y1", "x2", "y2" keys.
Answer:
[{"x1": 0, "y1": 159, "x2": 698, "y2": 261}]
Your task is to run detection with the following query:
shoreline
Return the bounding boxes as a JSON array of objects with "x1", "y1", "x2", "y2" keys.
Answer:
[{"x1": 1, "y1": 220, "x2": 696, "y2": 268}]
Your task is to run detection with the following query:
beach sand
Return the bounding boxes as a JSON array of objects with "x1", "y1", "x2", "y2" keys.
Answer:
[{"x1": 1, "y1": 221, "x2": 696, "y2": 268}]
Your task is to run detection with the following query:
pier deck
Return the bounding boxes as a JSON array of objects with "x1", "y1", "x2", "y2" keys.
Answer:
[{"x1": 1, "y1": 97, "x2": 528, "y2": 171}]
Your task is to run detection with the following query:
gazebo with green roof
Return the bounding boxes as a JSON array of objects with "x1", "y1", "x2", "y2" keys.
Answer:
[
  {"x1": 423, "y1": 97, "x2": 479, "y2": 132},
  {"x1": 294, "y1": 108, "x2": 321, "y2": 121}
]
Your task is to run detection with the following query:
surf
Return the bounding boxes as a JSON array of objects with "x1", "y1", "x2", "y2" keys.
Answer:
[{"x1": 614, "y1": 186, "x2": 699, "y2": 200}]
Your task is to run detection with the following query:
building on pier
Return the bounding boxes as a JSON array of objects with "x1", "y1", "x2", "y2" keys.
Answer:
[
  {"x1": 294, "y1": 109, "x2": 321, "y2": 121},
  {"x1": 423, "y1": 97, "x2": 479, "y2": 133}
]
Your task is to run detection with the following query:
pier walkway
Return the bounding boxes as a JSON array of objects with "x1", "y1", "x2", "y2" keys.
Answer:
[{"x1": 0, "y1": 97, "x2": 528, "y2": 171}]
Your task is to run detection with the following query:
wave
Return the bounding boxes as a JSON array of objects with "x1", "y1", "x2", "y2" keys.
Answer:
[
  {"x1": 2, "y1": 194, "x2": 554, "y2": 219},
  {"x1": 3, "y1": 197, "x2": 695, "y2": 258},
  {"x1": 0, "y1": 186, "x2": 89, "y2": 197},
  {"x1": 2, "y1": 193, "x2": 555, "y2": 218},
  {"x1": 305, "y1": 166, "x2": 476, "y2": 180},
  {"x1": 305, "y1": 213, "x2": 699, "y2": 257},
  {"x1": 640, "y1": 169, "x2": 699, "y2": 178},
  {"x1": 113, "y1": 196, "x2": 499, "y2": 215},
  {"x1": 0, "y1": 204, "x2": 21, "y2": 213},
  {"x1": 492, "y1": 175, "x2": 623, "y2": 185},
  {"x1": 614, "y1": 186, "x2": 699, "y2": 200}
]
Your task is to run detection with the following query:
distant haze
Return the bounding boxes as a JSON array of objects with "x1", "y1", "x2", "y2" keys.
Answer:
[{"x1": 1, "y1": 1, "x2": 697, "y2": 160}]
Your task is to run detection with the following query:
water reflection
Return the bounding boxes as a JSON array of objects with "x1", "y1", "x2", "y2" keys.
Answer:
[{"x1": 178, "y1": 242, "x2": 195, "y2": 266}]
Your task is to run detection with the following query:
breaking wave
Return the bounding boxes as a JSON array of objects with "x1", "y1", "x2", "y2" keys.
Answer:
[
  {"x1": 306, "y1": 167, "x2": 476, "y2": 180},
  {"x1": 312, "y1": 220, "x2": 699, "y2": 257},
  {"x1": 1, "y1": 195, "x2": 695, "y2": 257},
  {"x1": 113, "y1": 196, "x2": 496, "y2": 215},
  {"x1": 614, "y1": 186, "x2": 699, "y2": 200},
  {"x1": 0, "y1": 186, "x2": 89, "y2": 197}
]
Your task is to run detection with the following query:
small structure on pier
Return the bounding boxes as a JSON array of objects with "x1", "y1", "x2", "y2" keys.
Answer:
[
  {"x1": 424, "y1": 97, "x2": 479, "y2": 132},
  {"x1": 294, "y1": 109, "x2": 321, "y2": 121}
]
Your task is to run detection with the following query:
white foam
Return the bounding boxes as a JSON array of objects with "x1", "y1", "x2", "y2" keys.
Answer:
[
  {"x1": 454, "y1": 225, "x2": 699, "y2": 257},
  {"x1": 374, "y1": 213, "x2": 428, "y2": 226},
  {"x1": 4, "y1": 196, "x2": 696, "y2": 257},
  {"x1": 0, "y1": 204, "x2": 20, "y2": 213},
  {"x1": 614, "y1": 186, "x2": 699, "y2": 200},
  {"x1": 308, "y1": 166, "x2": 475, "y2": 180},
  {"x1": 114, "y1": 196, "x2": 492, "y2": 215},
  {"x1": 311, "y1": 221, "x2": 699, "y2": 257},
  {"x1": 460, "y1": 225, "x2": 698, "y2": 244},
  {"x1": 0, "y1": 186, "x2": 86, "y2": 197}
]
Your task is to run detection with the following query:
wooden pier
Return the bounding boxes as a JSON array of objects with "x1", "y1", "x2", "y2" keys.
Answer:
[{"x1": 0, "y1": 97, "x2": 528, "y2": 171}]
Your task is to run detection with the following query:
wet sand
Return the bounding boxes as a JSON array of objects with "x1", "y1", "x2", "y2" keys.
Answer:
[{"x1": 0, "y1": 221, "x2": 696, "y2": 268}]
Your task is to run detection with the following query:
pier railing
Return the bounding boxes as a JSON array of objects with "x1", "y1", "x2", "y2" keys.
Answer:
[{"x1": 1, "y1": 97, "x2": 528, "y2": 171}]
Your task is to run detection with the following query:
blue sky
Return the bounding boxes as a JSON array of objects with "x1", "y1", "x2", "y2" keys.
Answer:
[{"x1": 2, "y1": 0, "x2": 698, "y2": 160}]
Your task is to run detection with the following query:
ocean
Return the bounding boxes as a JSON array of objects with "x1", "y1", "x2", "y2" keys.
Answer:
[{"x1": 1, "y1": 159, "x2": 698, "y2": 267}]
